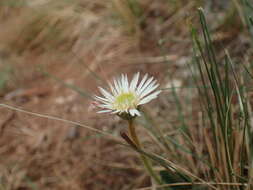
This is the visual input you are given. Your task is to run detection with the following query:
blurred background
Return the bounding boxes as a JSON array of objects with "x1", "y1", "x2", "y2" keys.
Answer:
[{"x1": 0, "y1": 0, "x2": 253, "y2": 189}]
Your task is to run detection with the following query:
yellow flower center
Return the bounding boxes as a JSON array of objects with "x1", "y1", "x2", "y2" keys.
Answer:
[{"x1": 114, "y1": 92, "x2": 137, "y2": 110}]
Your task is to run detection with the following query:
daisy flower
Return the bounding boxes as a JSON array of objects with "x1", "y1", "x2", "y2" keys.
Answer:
[{"x1": 94, "y1": 72, "x2": 161, "y2": 118}]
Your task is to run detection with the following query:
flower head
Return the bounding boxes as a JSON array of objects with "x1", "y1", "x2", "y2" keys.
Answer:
[{"x1": 94, "y1": 72, "x2": 161, "y2": 119}]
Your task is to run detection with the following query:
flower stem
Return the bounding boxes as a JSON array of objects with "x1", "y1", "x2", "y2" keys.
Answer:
[{"x1": 128, "y1": 119, "x2": 162, "y2": 185}]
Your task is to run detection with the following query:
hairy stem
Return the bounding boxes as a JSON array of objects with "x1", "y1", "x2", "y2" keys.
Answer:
[{"x1": 128, "y1": 119, "x2": 162, "y2": 185}]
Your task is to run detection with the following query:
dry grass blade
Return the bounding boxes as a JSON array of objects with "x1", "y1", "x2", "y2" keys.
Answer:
[{"x1": 0, "y1": 103, "x2": 123, "y2": 142}]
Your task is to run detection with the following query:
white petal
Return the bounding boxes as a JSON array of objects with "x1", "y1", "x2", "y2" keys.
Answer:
[
  {"x1": 116, "y1": 77, "x2": 123, "y2": 93},
  {"x1": 97, "y1": 110, "x2": 113, "y2": 113},
  {"x1": 95, "y1": 101, "x2": 112, "y2": 107},
  {"x1": 137, "y1": 74, "x2": 148, "y2": 92},
  {"x1": 108, "y1": 82, "x2": 117, "y2": 96},
  {"x1": 129, "y1": 109, "x2": 141, "y2": 116},
  {"x1": 138, "y1": 80, "x2": 156, "y2": 96},
  {"x1": 111, "y1": 110, "x2": 120, "y2": 114},
  {"x1": 94, "y1": 95, "x2": 111, "y2": 103},
  {"x1": 96, "y1": 101, "x2": 111, "y2": 106},
  {"x1": 137, "y1": 77, "x2": 154, "y2": 95},
  {"x1": 97, "y1": 104, "x2": 113, "y2": 109},
  {"x1": 139, "y1": 83, "x2": 159, "y2": 99},
  {"x1": 123, "y1": 74, "x2": 129, "y2": 92},
  {"x1": 120, "y1": 74, "x2": 125, "y2": 91},
  {"x1": 113, "y1": 78, "x2": 121, "y2": 94},
  {"x1": 138, "y1": 90, "x2": 161, "y2": 105},
  {"x1": 99, "y1": 87, "x2": 114, "y2": 101},
  {"x1": 130, "y1": 72, "x2": 140, "y2": 91}
]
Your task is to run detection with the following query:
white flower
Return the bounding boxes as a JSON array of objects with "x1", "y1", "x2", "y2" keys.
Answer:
[{"x1": 94, "y1": 72, "x2": 161, "y2": 117}]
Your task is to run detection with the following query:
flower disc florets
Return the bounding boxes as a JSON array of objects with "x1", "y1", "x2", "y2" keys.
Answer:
[{"x1": 94, "y1": 72, "x2": 161, "y2": 119}]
